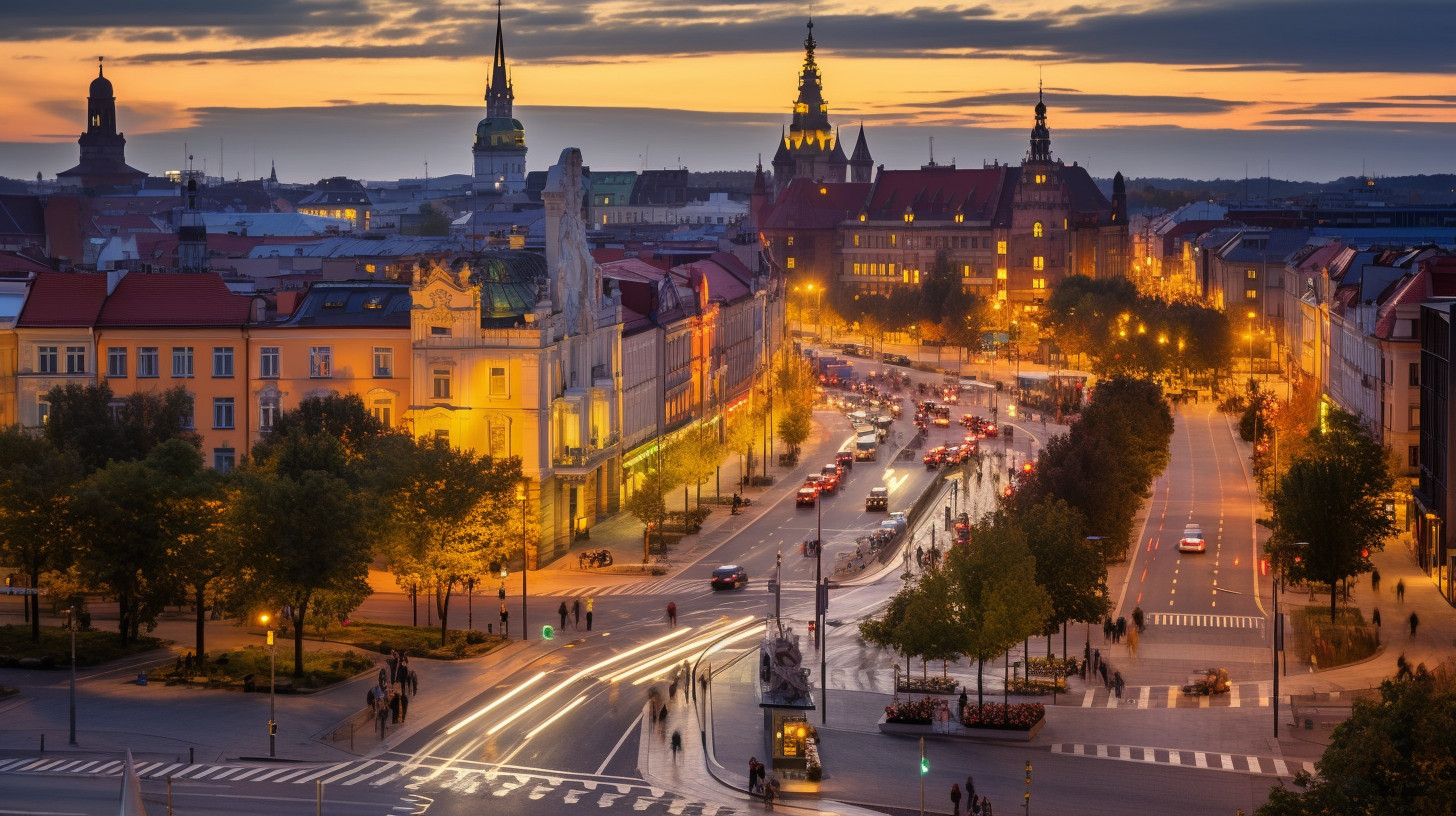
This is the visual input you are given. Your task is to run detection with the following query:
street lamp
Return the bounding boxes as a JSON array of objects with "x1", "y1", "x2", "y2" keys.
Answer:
[
  {"x1": 68, "y1": 606, "x2": 77, "y2": 746},
  {"x1": 259, "y1": 613, "x2": 276, "y2": 757},
  {"x1": 1247, "y1": 310, "x2": 1257, "y2": 388},
  {"x1": 517, "y1": 483, "x2": 529, "y2": 641}
]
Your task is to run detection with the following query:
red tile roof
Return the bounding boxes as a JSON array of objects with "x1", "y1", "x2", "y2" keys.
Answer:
[
  {"x1": 761, "y1": 179, "x2": 870, "y2": 231},
  {"x1": 15, "y1": 271, "x2": 108, "y2": 327},
  {"x1": 864, "y1": 167, "x2": 1009, "y2": 222},
  {"x1": 95, "y1": 272, "x2": 253, "y2": 327}
]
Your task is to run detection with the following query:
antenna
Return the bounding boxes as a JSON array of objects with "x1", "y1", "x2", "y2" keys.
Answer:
[{"x1": 929, "y1": 136, "x2": 935, "y2": 166}]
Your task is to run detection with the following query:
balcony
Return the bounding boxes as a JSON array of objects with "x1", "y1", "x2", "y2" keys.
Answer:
[{"x1": 552, "y1": 433, "x2": 621, "y2": 473}]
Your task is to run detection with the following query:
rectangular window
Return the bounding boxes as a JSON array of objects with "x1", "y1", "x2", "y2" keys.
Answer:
[
  {"x1": 212, "y1": 347, "x2": 234, "y2": 378},
  {"x1": 213, "y1": 397, "x2": 235, "y2": 429},
  {"x1": 433, "y1": 429, "x2": 450, "y2": 443},
  {"x1": 1410, "y1": 362, "x2": 1420, "y2": 387},
  {"x1": 996, "y1": 268, "x2": 1008, "y2": 280},
  {"x1": 1410, "y1": 445, "x2": 1421, "y2": 469},
  {"x1": 1033, "y1": 256, "x2": 1045, "y2": 271},
  {"x1": 1246, "y1": 269, "x2": 1258, "y2": 279},
  {"x1": 1410, "y1": 405, "x2": 1420, "y2": 431},
  {"x1": 309, "y1": 346, "x2": 332, "y2": 378},
  {"x1": 786, "y1": 257, "x2": 796, "y2": 270},
  {"x1": 371, "y1": 398, "x2": 393, "y2": 428},
  {"x1": 490, "y1": 366, "x2": 508, "y2": 396},
  {"x1": 786, "y1": 236, "x2": 794, "y2": 247},
  {"x1": 1032, "y1": 278, "x2": 1047, "y2": 290},
  {"x1": 138, "y1": 347, "x2": 159, "y2": 378},
  {"x1": 107, "y1": 347, "x2": 127, "y2": 378},
  {"x1": 432, "y1": 368, "x2": 452, "y2": 399},
  {"x1": 180, "y1": 400, "x2": 194, "y2": 429},
  {"x1": 852, "y1": 234, "x2": 860, "y2": 247},
  {"x1": 430, "y1": 325, "x2": 452, "y2": 337},
  {"x1": 172, "y1": 347, "x2": 194, "y2": 378},
  {"x1": 996, "y1": 241, "x2": 1007, "y2": 255},
  {"x1": 213, "y1": 448, "x2": 236, "y2": 473},
  {"x1": 37, "y1": 398, "x2": 49, "y2": 425},
  {"x1": 373, "y1": 347, "x2": 394, "y2": 378},
  {"x1": 259, "y1": 347, "x2": 280, "y2": 378},
  {"x1": 37, "y1": 345, "x2": 57, "y2": 374},
  {"x1": 65, "y1": 346, "x2": 86, "y2": 374},
  {"x1": 259, "y1": 397, "x2": 279, "y2": 432},
  {"x1": 1245, "y1": 289, "x2": 1258, "y2": 300}
]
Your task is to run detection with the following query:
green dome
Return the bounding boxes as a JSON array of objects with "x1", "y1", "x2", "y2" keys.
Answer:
[{"x1": 476, "y1": 117, "x2": 524, "y2": 138}]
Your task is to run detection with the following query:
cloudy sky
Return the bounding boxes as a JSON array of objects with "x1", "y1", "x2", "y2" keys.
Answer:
[{"x1": 2, "y1": 0, "x2": 1453, "y2": 184}]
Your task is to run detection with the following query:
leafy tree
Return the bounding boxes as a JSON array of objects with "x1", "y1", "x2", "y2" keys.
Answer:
[
  {"x1": 725, "y1": 402, "x2": 765, "y2": 477},
  {"x1": 1268, "y1": 408, "x2": 1396, "y2": 619},
  {"x1": 0, "y1": 428, "x2": 84, "y2": 642},
  {"x1": 895, "y1": 569, "x2": 963, "y2": 677},
  {"x1": 43, "y1": 383, "x2": 200, "y2": 471},
  {"x1": 162, "y1": 455, "x2": 231, "y2": 657},
  {"x1": 69, "y1": 440, "x2": 204, "y2": 645},
  {"x1": 381, "y1": 436, "x2": 524, "y2": 645},
  {"x1": 1258, "y1": 666, "x2": 1456, "y2": 816},
  {"x1": 254, "y1": 393, "x2": 388, "y2": 464},
  {"x1": 1013, "y1": 500, "x2": 1109, "y2": 649},
  {"x1": 625, "y1": 469, "x2": 669, "y2": 559},
  {"x1": 944, "y1": 519, "x2": 1051, "y2": 712},
  {"x1": 777, "y1": 405, "x2": 812, "y2": 455},
  {"x1": 228, "y1": 464, "x2": 373, "y2": 676}
]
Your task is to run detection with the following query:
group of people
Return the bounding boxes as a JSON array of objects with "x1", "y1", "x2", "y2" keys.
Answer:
[
  {"x1": 746, "y1": 757, "x2": 778, "y2": 809},
  {"x1": 949, "y1": 776, "x2": 991, "y2": 815},
  {"x1": 365, "y1": 649, "x2": 420, "y2": 737},
  {"x1": 1084, "y1": 645, "x2": 1126, "y2": 698}
]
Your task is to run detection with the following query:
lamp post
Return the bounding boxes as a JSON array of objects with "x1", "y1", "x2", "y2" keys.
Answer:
[
  {"x1": 68, "y1": 606, "x2": 76, "y2": 746},
  {"x1": 1247, "y1": 310, "x2": 1257, "y2": 389},
  {"x1": 259, "y1": 613, "x2": 276, "y2": 757},
  {"x1": 517, "y1": 483, "x2": 529, "y2": 641}
]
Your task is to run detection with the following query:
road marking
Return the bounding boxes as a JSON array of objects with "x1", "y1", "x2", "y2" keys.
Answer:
[
  {"x1": 1220, "y1": 754, "x2": 1235, "y2": 771},
  {"x1": 1273, "y1": 759, "x2": 1289, "y2": 776},
  {"x1": 1194, "y1": 752, "x2": 1208, "y2": 768},
  {"x1": 229, "y1": 767, "x2": 265, "y2": 781},
  {"x1": 1081, "y1": 689, "x2": 1095, "y2": 707},
  {"x1": 295, "y1": 763, "x2": 349, "y2": 784},
  {"x1": 338, "y1": 761, "x2": 393, "y2": 785}
]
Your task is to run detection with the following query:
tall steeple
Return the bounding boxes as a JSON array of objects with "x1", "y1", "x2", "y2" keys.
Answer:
[
  {"x1": 849, "y1": 123, "x2": 873, "y2": 183},
  {"x1": 485, "y1": 0, "x2": 514, "y2": 120},
  {"x1": 1027, "y1": 82, "x2": 1052, "y2": 164},
  {"x1": 57, "y1": 57, "x2": 146, "y2": 188},
  {"x1": 790, "y1": 19, "x2": 831, "y2": 140},
  {"x1": 771, "y1": 19, "x2": 849, "y2": 196}
]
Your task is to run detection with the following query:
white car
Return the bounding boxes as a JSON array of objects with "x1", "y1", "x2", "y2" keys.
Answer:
[{"x1": 1178, "y1": 524, "x2": 1206, "y2": 553}]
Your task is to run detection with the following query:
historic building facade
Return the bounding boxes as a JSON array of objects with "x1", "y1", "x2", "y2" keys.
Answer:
[
  {"x1": 56, "y1": 60, "x2": 147, "y2": 189},
  {"x1": 769, "y1": 21, "x2": 871, "y2": 196}
]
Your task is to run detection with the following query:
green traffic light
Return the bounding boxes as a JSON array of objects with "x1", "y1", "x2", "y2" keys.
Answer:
[
  {"x1": 542, "y1": 625, "x2": 554, "y2": 640},
  {"x1": 919, "y1": 756, "x2": 929, "y2": 775}
]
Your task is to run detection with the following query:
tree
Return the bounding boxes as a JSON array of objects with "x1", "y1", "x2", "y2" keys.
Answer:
[
  {"x1": 69, "y1": 440, "x2": 205, "y2": 645},
  {"x1": 1013, "y1": 500, "x2": 1109, "y2": 651},
  {"x1": 1268, "y1": 408, "x2": 1396, "y2": 619},
  {"x1": 777, "y1": 405, "x2": 812, "y2": 455},
  {"x1": 725, "y1": 402, "x2": 765, "y2": 478},
  {"x1": 625, "y1": 469, "x2": 669, "y2": 560},
  {"x1": 895, "y1": 570, "x2": 964, "y2": 677},
  {"x1": 403, "y1": 203, "x2": 452, "y2": 237},
  {"x1": 944, "y1": 519, "x2": 1051, "y2": 712},
  {"x1": 381, "y1": 436, "x2": 523, "y2": 646},
  {"x1": 161, "y1": 450, "x2": 231, "y2": 657},
  {"x1": 254, "y1": 393, "x2": 388, "y2": 464},
  {"x1": 1258, "y1": 666, "x2": 1456, "y2": 816},
  {"x1": 44, "y1": 383, "x2": 200, "y2": 472},
  {"x1": 0, "y1": 428, "x2": 83, "y2": 642},
  {"x1": 229, "y1": 464, "x2": 374, "y2": 676}
]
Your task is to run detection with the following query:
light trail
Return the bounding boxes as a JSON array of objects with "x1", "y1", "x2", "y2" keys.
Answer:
[
  {"x1": 522, "y1": 695, "x2": 587, "y2": 741},
  {"x1": 608, "y1": 616, "x2": 757, "y2": 684},
  {"x1": 444, "y1": 671, "x2": 547, "y2": 735}
]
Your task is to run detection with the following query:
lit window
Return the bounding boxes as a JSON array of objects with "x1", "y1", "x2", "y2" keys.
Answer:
[
  {"x1": 786, "y1": 236, "x2": 794, "y2": 247},
  {"x1": 37, "y1": 398, "x2": 49, "y2": 425},
  {"x1": 433, "y1": 368, "x2": 452, "y2": 399},
  {"x1": 891, "y1": 234, "x2": 898, "y2": 248},
  {"x1": 1033, "y1": 256, "x2": 1045, "y2": 271},
  {"x1": 138, "y1": 347, "x2": 159, "y2": 378},
  {"x1": 853, "y1": 234, "x2": 860, "y2": 247},
  {"x1": 787, "y1": 257, "x2": 796, "y2": 269},
  {"x1": 259, "y1": 347, "x2": 279, "y2": 378},
  {"x1": 1245, "y1": 289, "x2": 1258, "y2": 300},
  {"x1": 1033, "y1": 222, "x2": 1044, "y2": 238},
  {"x1": 107, "y1": 347, "x2": 127, "y2": 378},
  {"x1": 66, "y1": 346, "x2": 86, "y2": 374},
  {"x1": 1032, "y1": 278, "x2": 1047, "y2": 290},
  {"x1": 954, "y1": 213, "x2": 964, "y2": 223},
  {"x1": 259, "y1": 396, "x2": 279, "y2": 432},
  {"x1": 962, "y1": 265, "x2": 971, "y2": 278},
  {"x1": 309, "y1": 346, "x2": 332, "y2": 378},
  {"x1": 997, "y1": 241, "x2": 1007, "y2": 255},
  {"x1": 996, "y1": 269, "x2": 1008, "y2": 280},
  {"x1": 1246, "y1": 269, "x2": 1258, "y2": 279},
  {"x1": 172, "y1": 347, "x2": 194, "y2": 378},
  {"x1": 37, "y1": 345, "x2": 57, "y2": 374},
  {"x1": 373, "y1": 347, "x2": 393, "y2": 378},
  {"x1": 213, "y1": 397, "x2": 235, "y2": 429},
  {"x1": 213, "y1": 347, "x2": 234, "y2": 378}
]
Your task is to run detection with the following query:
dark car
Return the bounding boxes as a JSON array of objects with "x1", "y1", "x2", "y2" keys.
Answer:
[
  {"x1": 836, "y1": 451, "x2": 855, "y2": 471},
  {"x1": 881, "y1": 353, "x2": 912, "y2": 367},
  {"x1": 711, "y1": 565, "x2": 748, "y2": 590},
  {"x1": 866, "y1": 486, "x2": 889, "y2": 511}
]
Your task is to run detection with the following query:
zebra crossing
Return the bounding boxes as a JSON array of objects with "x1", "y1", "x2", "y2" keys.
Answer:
[
  {"x1": 1050, "y1": 743, "x2": 1315, "y2": 778},
  {"x1": 1079, "y1": 682, "x2": 1274, "y2": 709},
  {"x1": 1146, "y1": 613, "x2": 1265, "y2": 629},
  {"x1": 531, "y1": 578, "x2": 816, "y2": 598},
  {"x1": 0, "y1": 756, "x2": 738, "y2": 814}
]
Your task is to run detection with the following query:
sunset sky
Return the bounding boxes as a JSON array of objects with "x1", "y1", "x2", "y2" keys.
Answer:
[{"x1": 2, "y1": 0, "x2": 1453, "y2": 184}]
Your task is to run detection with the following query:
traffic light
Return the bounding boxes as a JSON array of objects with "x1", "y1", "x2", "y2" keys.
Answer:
[
  {"x1": 542, "y1": 625, "x2": 554, "y2": 640},
  {"x1": 919, "y1": 750, "x2": 929, "y2": 775}
]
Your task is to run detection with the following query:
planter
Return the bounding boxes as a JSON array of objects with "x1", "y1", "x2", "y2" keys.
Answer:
[{"x1": 876, "y1": 714, "x2": 1045, "y2": 742}]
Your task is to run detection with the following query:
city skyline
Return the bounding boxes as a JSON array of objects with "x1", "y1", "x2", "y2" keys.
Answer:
[{"x1": 1, "y1": 0, "x2": 1454, "y2": 184}]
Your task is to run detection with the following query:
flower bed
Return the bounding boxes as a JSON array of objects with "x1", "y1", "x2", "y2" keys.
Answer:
[
  {"x1": 897, "y1": 675, "x2": 960, "y2": 694},
  {"x1": 1004, "y1": 676, "x2": 1064, "y2": 696},
  {"x1": 961, "y1": 702, "x2": 1045, "y2": 731},
  {"x1": 1026, "y1": 656, "x2": 1078, "y2": 678},
  {"x1": 884, "y1": 697, "x2": 938, "y2": 725}
]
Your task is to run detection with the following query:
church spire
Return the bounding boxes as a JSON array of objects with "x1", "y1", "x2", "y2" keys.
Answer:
[
  {"x1": 485, "y1": 0, "x2": 514, "y2": 120},
  {"x1": 1027, "y1": 82, "x2": 1052, "y2": 164}
]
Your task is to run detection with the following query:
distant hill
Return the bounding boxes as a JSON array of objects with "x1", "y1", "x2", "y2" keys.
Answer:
[{"x1": 1118, "y1": 174, "x2": 1456, "y2": 209}]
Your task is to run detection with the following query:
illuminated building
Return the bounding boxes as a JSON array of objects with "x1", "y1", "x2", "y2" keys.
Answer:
[
  {"x1": 296, "y1": 177, "x2": 374, "y2": 232},
  {"x1": 14, "y1": 272, "x2": 109, "y2": 428},
  {"x1": 769, "y1": 20, "x2": 869, "y2": 196}
]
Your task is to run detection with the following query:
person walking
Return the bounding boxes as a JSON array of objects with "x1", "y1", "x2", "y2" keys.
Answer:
[
  {"x1": 1103, "y1": 617, "x2": 1114, "y2": 641},
  {"x1": 500, "y1": 604, "x2": 509, "y2": 635},
  {"x1": 667, "y1": 601, "x2": 678, "y2": 628},
  {"x1": 388, "y1": 690, "x2": 402, "y2": 723},
  {"x1": 1099, "y1": 660, "x2": 1110, "y2": 689},
  {"x1": 1113, "y1": 670, "x2": 1125, "y2": 699},
  {"x1": 1410, "y1": 611, "x2": 1420, "y2": 637},
  {"x1": 1371, "y1": 568, "x2": 1381, "y2": 595},
  {"x1": 670, "y1": 730, "x2": 682, "y2": 761},
  {"x1": 748, "y1": 758, "x2": 759, "y2": 793},
  {"x1": 558, "y1": 601, "x2": 569, "y2": 631},
  {"x1": 1116, "y1": 616, "x2": 1127, "y2": 643},
  {"x1": 950, "y1": 782, "x2": 962, "y2": 816},
  {"x1": 572, "y1": 598, "x2": 581, "y2": 627},
  {"x1": 586, "y1": 597, "x2": 594, "y2": 631},
  {"x1": 398, "y1": 691, "x2": 409, "y2": 724},
  {"x1": 1397, "y1": 579, "x2": 1406, "y2": 602},
  {"x1": 1132, "y1": 605, "x2": 1145, "y2": 633},
  {"x1": 966, "y1": 776, "x2": 976, "y2": 804},
  {"x1": 409, "y1": 668, "x2": 419, "y2": 696}
]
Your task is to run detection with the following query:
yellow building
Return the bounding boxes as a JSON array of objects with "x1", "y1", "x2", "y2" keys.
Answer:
[
  {"x1": 94, "y1": 272, "x2": 256, "y2": 470},
  {"x1": 247, "y1": 282, "x2": 412, "y2": 449},
  {"x1": 14, "y1": 271, "x2": 110, "y2": 429}
]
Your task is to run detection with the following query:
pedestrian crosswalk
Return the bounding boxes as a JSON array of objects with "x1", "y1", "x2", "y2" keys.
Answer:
[
  {"x1": 0, "y1": 756, "x2": 738, "y2": 814},
  {"x1": 1147, "y1": 613, "x2": 1265, "y2": 629},
  {"x1": 1077, "y1": 682, "x2": 1274, "y2": 709},
  {"x1": 532, "y1": 578, "x2": 816, "y2": 598},
  {"x1": 1050, "y1": 743, "x2": 1315, "y2": 778}
]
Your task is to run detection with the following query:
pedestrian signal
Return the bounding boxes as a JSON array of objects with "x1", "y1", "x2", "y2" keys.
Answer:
[
  {"x1": 919, "y1": 754, "x2": 928, "y2": 774},
  {"x1": 542, "y1": 625, "x2": 554, "y2": 640}
]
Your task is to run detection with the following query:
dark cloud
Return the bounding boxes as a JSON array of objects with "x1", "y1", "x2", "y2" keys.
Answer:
[
  {"x1": 0, "y1": 0, "x2": 382, "y2": 42},
  {"x1": 903, "y1": 91, "x2": 1248, "y2": 115}
]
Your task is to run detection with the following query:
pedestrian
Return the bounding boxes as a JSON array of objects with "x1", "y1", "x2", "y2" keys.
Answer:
[
  {"x1": 1099, "y1": 660, "x2": 1110, "y2": 688},
  {"x1": 1397, "y1": 579, "x2": 1406, "y2": 602},
  {"x1": 1373, "y1": 608, "x2": 1382, "y2": 630},
  {"x1": 1410, "y1": 611, "x2": 1419, "y2": 637},
  {"x1": 958, "y1": 689, "x2": 969, "y2": 720},
  {"x1": 183, "y1": 651, "x2": 194, "y2": 672},
  {"x1": 951, "y1": 782, "x2": 962, "y2": 816},
  {"x1": 1113, "y1": 670, "x2": 1125, "y2": 699},
  {"x1": 1116, "y1": 616, "x2": 1127, "y2": 643},
  {"x1": 1372, "y1": 568, "x2": 1381, "y2": 594},
  {"x1": 572, "y1": 598, "x2": 581, "y2": 627},
  {"x1": 670, "y1": 730, "x2": 682, "y2": 760},
  {"x1": 1083, "y1": 643, "x2": 1091, "y2": 679},
  {"x1": 966, "y1": 775, "x2": 975, "y2": 803},
  {"x1": 667, "y1": 601, "x2": 677, "y2": 627},
  {"x1": 389, "y1": 691, "x2": 402, "y2": 723},
  {"x1": 1132, "y1": 605, "x2": 1145, "y2": 633},
  {"x1": 1093, "y1": 648, "x2": 1101, "y2": 677},
  {"x1": 398, "y1": 691, "x2": 408, "y2": 723},
  {"x1": 500, "y1": 604, "x2": 509, "y2": 634},
  {"x1": 410, "y1": 668, "x2": 419, "y2": 696},
  {"x1": 1103, "y1": 617, "x2": 1114, "y2": 641},
  {"x1": 378, "y1": 666, "x2": 388, "y2": 690},
  {"x1": 586, "y1": 597, "x2": 594, "y2": 631},
  {"x1": 748, "y1": 757, "x2": 759, "y2": 793},
  {"x1": 366, "y1": 685, "x2": 378, "y2": 711},
  {"x1": 558, "y1": 601, "x2": 569, "y2": 630},
  {"x1": 763, "y1": 776, "x2": 777, "y2": 811}
]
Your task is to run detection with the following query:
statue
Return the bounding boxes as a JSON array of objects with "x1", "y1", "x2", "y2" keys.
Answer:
[
  {"x1": 762, "y1": 631, "x2": 813, "y2": 706},
  {"x1": 553, "y1": 149, "x2": 596, "y2": 334}
]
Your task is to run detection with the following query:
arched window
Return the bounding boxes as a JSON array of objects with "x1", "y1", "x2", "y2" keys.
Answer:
[{"x1": 1033, "y1": 221, "x2": 1044, "y2": 238}]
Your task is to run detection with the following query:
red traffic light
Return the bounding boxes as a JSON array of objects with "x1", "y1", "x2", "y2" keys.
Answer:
[
  {"x1": 1003, "y1": 486, "x2": 1014, "y2": 497},
  {"x1": 1260, "y1": 559, "x2": 1268, "y2": 576},
  {"x1": 1360, "y1": 548, "x2": 1370, "y2": 559},
  {"x1": 1022, "y1": 462, "x2": 1034, "y2": 473}
]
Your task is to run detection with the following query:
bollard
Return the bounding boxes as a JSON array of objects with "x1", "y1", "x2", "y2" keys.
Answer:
[
  {"x1": 40, "y1": 734, "x2": 44, "y2": 752},
  {"x1": 189, "y1": 746, "x2": 194, "y2": 765},
  {"x1": 316, "y1": 779, "x2": 323, "y2": 816}
]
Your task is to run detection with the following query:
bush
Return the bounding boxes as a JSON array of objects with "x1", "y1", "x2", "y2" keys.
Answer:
[
  {"x1": 1004, "y1": 676, "x2": 1063, "y2": 695},
  {"x1": 1292, "y1": 605, "x2": 1378, "y2": 669},
  {"x1": 322, "y1": 621, "x2": 507, "y2": 660},
  {"x1": 148, "y1": 645, "x2": 374, "y2": 689},
  {"x1": 884, "y1": 697, "x2": 938, "y2": 724},
  {"x1": 0, "y1": 624, "x2": 167, "y2": 669},
  {"x1": 960, "y1": 702, "x2": 1045, "y2": 730}
]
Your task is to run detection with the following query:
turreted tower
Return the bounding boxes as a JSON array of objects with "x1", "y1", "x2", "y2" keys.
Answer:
[
  {"x1": 770, "y1": 20, "x2": 850, "y2": 196},
  {"x1": 57, "y1": 58, "x2": 147, "y2": 188},
  {"x1": 472, "y1": 1, "x2": 527, "y2": 196}
]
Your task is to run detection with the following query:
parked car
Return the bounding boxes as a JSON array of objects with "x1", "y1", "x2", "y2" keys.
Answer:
[
  {"x1": 796, "y1": 487, "x2": 819, "y2": 507},
  {"x1": 866, "y1": 486, "x2": 889, "y2": 511},
  {"x1": 1179, "y1": 524, "x2": 1206, "y2": 553},
  {"x1": 923, "y1": 446, "x2": 946, "y2": 468},
  {"x1": 711, "y1": 565, "x2": 749, "y2": 590},
  {"x1": 836, "y1": 451, "x2": 855, "y2": 471}
]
